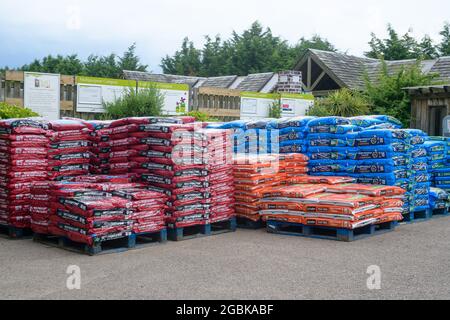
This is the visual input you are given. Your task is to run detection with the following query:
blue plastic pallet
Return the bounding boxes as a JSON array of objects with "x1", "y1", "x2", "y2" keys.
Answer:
[
  {"x1": 0, "y1": 224, "x2": 32, "y2": 239},
  {"x1": 402, "y1": 209, "x2": 433, "y2": 223},
  {"x1": 431, "y1": 208, "x2": 450, "y2": 219},
  {"x1": 266, "y1": 220, "x2": 398, "y2": 242},
  {"x1": 134, "y1": 229, "x2": 168, "y2": 248},
  {"x1": 210, "y1": 217, "x2": 237, "y2": 235},
  {"x1": 236, "y1": 217, "x2": 265, "y2": 230},
  {"x1": 33, "y1": 232, "x2": 135, "y2": 256}
]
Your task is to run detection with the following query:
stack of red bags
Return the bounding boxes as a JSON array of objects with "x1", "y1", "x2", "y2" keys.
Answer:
[
  {"x1": 47, "y1": 120, "x2": 92, "y2": 181},
  {"x1": 0, "y1": 118, "x2": 49, "y2": 229},
  {"x1": 49, "y1": 186, "x2": 133, "y2": 246},
  {"x1": 137, "y1": 124, "x2": 235, "y2": 229},
  {"x1": 90, "y1": 119, "x2": 138, "y2": 175},
  {"x1": 111, "y1": 188, "x2": 168, "y2": 234}
]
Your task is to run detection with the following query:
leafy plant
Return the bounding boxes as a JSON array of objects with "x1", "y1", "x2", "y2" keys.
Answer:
[
  {"x1": 184, "y1": 111, "x2": 219, "y2": 122},
  {"x1": 0, "y1": 102, "x2": 39, "y2": 119},
  {"x1": 269, "y1": 99, "x2": 282, "y2": 119},
  {"x1": 364, "y1": 59, "x2": 437, "y2": 127},
  {"x1": 102, "y1": 86, "x2": 164, "y2": 119},
  {"x1": 307, "y1": 89, "x2": 370, "y2": 117}
]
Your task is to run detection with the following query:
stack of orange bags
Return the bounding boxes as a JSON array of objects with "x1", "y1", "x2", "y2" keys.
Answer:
[
  {"x1": 233, "y1": 154, "x2": 309, "y2": 223},
  {"x1": 259, "y1": 177, "x2": 405, "y2": 230}
]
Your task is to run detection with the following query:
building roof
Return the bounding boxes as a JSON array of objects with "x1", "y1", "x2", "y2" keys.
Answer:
[
  {"x1": 295, "y1": 49, "x2": 450, "y2": 91},
  {"x1": 235, "y1": 72, "x2": 275, "y2": 92},
  {"x1": 122, "y1": 70, "x2": 277, "y2": 92},
  {"x1": 200, "y1": 75, "x2": 238, "y2": 88},
  {"x1": 404, "y1": 84, "x2": 450, "y2": 95}
]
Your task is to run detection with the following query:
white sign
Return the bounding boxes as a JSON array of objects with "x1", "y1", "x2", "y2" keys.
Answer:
[
  {"x1": 76, "y1": 76, "x2": 190, "y2": 115},
  {"x1": 280, "y1": 95, "x2": 314, "y2": 117},
  {"x1": 76, "y1": 77, "x2": 134, "y2": 113},
  {"x1": 24, "y1": 72, "x2": 60, "y2": 120},
  {"x1": 240, "y1": 93, "x2": 276, "y2": 120}
]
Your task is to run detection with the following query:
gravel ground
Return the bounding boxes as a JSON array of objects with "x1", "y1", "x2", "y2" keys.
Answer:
[{"x1": 1, "y1": 217, "x2": 450, "y2": 300}]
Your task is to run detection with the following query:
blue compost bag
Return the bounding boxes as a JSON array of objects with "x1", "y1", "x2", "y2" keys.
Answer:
[
  {"x1": 424, "y1": 141, "x2": 446, "y2": 154},
  {"x1": 409, "y1": 158, "x2": 429, "y2": 172},
  {"x1": 414, "y1": 183, "x2": 431, "y2": 196},
  {"x1": 351, "y1": 175, "x2": 409, "y2": 187},
  {"x1": 368, "y1": 115, "x2": 403, "y2": 128},
  {"x1": 306, "y1": 117, "x2": 352, "y2": 127},
  {"x1": 279, "y1": 140, "x2": 307, "y2": 153},
  {"x1": 346, "y1": 146, "x2": 405, "y2": 160},
  {"x1": 357, "y1": 129, "x2": 410, "y2": 140},
  {"x1": 307, "y1": 134, "x2": 347, "y2": 147},
  {"x1": 245, "y1": 119, "x2": 273, "y2": 130},
  {"x1": 413, "y1": 173, "x2": 431, "y2": 183},
  {"x1": 307, "y1": 147, "x2": 347, "y2": 160},
  {"x1": 212, "y1": 120, "x2": 248, "y2": 130},
  {"x1": 346, "y1": 160, "x2": 406, "y2": 174},
  {"x1": 308, "y1": 160, "x2": 347, "y2": 173},
  {"x1": 267, "y1": 116, "x2": 315, "y2": 129},
  {"x1": 349, "y1": 116, "x2": 385, "y2": 128},
  {"x1": 308, "y1": 124, "x2": 360, "y2": 134}
]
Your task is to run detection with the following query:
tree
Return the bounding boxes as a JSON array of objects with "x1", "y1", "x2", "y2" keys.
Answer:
[
  {"x1": 118, "y1": 43, "x2": 148, "y2": 73},
  {"x1": 19, "y1": 44, "x2": 147, "y2": 78},
  {"x1": 160, "y1": 38, "x2": 202, "y2": 76},
  {"x1": 82, "y1": 54, "x2": 119, "y2": 78},
  {"x1": 439, "y1": 22, "x2": 450, "y2": 56},
  {"x1": 417, "y1": 35, "x2": 439, "y2": 59},
  {"x1": 22, "y1": 54, "x2": 84, "y2": 75},
  {"x1": 291, "y1": 35, "x2": 336, "y2": 62},
  {"x1": 364, "y1": 59, "x2": 437, "y2": 127},
  {"x1": 307, "y1": 88, "x2": 370, "y2": 117},
  {"x1": 161, "y1": 21, "x2": 337, "y2": 77},
  {"x1": 366, "y1": 25, "x2": 420, "y2": 60}
]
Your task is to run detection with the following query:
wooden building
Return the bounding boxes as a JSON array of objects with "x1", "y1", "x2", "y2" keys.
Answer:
[
  {"x1": 294, "y1": 49, "x2": 450, "y2": 97},
  {"x1": 406, "y1": 85, "x2": 450, "y2": 136}
]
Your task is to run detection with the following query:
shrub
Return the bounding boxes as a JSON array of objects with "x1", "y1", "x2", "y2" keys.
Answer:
[
  {"x1": 307, "y1": 89, "x2": 370, "y2": 117},
  {"x1": 269, "y1": 100, "x2": 282, "y2": 119},
  {"x1": 103, "y1": 86, "x2": 164, "y2": 119},
  {"x1": 184, "y1": 110, "x2": 219, "y2": 122},
  {"x1": 0, "y1": 102, "x2": 39, "y2": 119}
]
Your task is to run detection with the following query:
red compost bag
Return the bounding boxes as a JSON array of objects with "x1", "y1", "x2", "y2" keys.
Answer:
[{"x1": 287, "y1": 176, "x2": 357, "y2": 185}]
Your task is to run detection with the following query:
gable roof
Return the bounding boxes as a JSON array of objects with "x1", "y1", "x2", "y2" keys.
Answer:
[
  {"x1": 295, "y1": 49, "x2": 450, "y2": 91},
  {"x1": 235, "y1": 72, "x2": 275, "y2": 92}
]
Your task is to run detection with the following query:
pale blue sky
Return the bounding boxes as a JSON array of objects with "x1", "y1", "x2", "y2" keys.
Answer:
[{"x1": 1, "y1": 0, "x2": 449, "y2": 73}]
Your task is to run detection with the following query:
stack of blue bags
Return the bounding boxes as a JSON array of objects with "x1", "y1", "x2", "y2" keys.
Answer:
[
  {"x1": 429, "y1": 187, "x2": 450, "y2": 211},
  {"x1": 306, "y1": 117, "x2": 360, "y2": 175},
  {"x1": 267, "y1": 117, "x2": 314, "y2": 155},
  {"x1": 426, "y1": 137, "x2": 450, "y2": 191},
  {"x1": 406, "y1": 130, "x2": 430, "y2": 212}
]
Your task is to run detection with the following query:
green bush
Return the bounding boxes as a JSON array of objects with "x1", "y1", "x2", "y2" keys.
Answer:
[
  {"x1": 307, "y1": 89, "x2": 370, "y2": 117},
  {"x1": 0, "y1": 102, "x2": 39, "y2": 119},
  {"x1": 184, "y1": 111, "x2": 219, "y2": 122},
  {"x1": 103, "y1": 86, "x2": 164, "y2": 119},
  {"x1": 364, "y1": 59, "x2": 437, "y2": 127},
  {"x1": 269, "y1": 100, "x2": 282, "y2": 119}
]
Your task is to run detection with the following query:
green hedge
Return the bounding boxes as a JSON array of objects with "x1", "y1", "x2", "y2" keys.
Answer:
[{"x1": 0, "y1": 102, "x2": 39, "y2": 119}]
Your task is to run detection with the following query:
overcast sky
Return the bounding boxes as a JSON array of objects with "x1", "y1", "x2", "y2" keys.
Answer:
[{"x1": 1, "y1": 0, "x2": 449, "y2": 73}]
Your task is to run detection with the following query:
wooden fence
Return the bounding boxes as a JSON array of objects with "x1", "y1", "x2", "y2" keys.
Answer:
[{"x1": 1, "y1": 71, "x2": 243, "y2": 120}]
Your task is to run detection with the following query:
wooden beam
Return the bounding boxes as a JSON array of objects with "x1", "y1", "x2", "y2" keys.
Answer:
[
  {"x1": 310, "y1": 71, "x2": 326, "y2": 91},
  {"x1": 5, "y1": 98, "x2": 23, "y2": 106},
  {"x1": 199, "y1": 87, "x2": 241, "y2": 97},
  {"x1": 61, "y1": 75, "x2": 75, "y2": 86},
  {"x1": 198, "y1": 107, "x2": 240, "y2": 118},
  {"x1": 307, "y1": 57, "x2": 312, "y2": 89},
  {"x1": 5, "y1": 71, "x2": 24, "y2": 82},
  {"x1": 60, "y1": 101, "x2": 74, "y2": 111}
]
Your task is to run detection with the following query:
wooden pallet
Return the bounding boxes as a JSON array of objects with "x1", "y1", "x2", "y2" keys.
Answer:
[
  {"x1": 236, "y1": 217, "x2": 265, "y2": 230},
  {"x1": 266, "y1": 220, "x2": 398, "y2": 242},
  {"x1": 134, "y1": 229, "x2": 168, "y2": 248},
  {"x1": 33, "y1": 232, "x2": 135, "y2": 256},
  {"x1": 0, "y1": 224, "x2": 32, "y2": 239},
  {"x1": 168, "y1": 217, "x2": 237, "y2": 241},
  {"x1": 403, "y1": 208, "x2": 433, "y2": 223},
  {"x1": 167, "y1": 223, "x2": 211, "y2": 242},
  {"x1": 210, "y1": 217, "x2": 237, "y2": 235}
]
